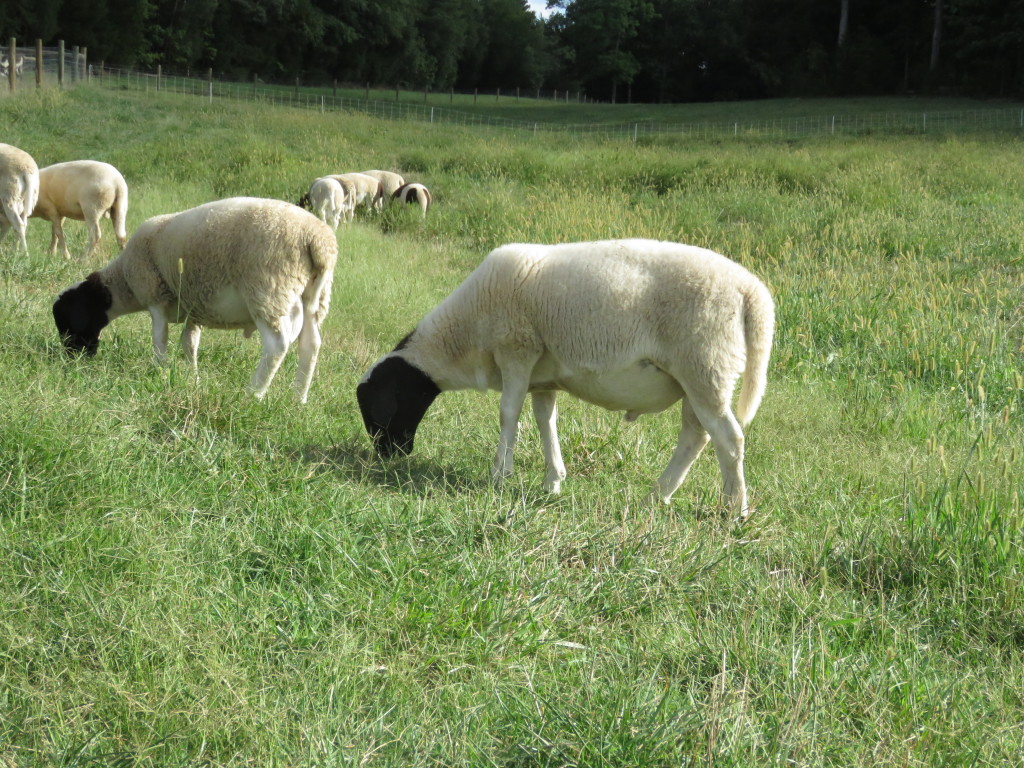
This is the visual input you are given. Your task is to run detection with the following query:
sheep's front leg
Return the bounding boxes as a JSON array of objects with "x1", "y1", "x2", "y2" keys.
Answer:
[
  {"x1": 149, "y1": 306, "x2": 171, "y2": 364},
  {"x1": 50, "y1": 218, "x2": 69, "y2": 259},
  {"x1": 250, "y1": 317, "x2": 290, "y2": 399},
  {"x1": 492, "y1": 357, "x2": 535, "y2": 487},
  {"x1": 532, "y1": 390, "x2": 566, "y2": 494}
]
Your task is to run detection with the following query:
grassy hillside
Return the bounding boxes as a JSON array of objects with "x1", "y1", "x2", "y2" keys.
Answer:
[{"x1": 1, "y1": 86, "x2": 1023, "y2": 767}]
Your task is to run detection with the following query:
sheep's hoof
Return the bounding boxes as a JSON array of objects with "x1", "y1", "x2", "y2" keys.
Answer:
[{"x1": 646, "y1": 488, "x2": 671, "y2": 505}]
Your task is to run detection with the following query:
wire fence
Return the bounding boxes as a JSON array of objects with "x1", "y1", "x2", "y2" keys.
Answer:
[{"x1": 5, "y1": 46, "x2": 1024, "y2": 141}]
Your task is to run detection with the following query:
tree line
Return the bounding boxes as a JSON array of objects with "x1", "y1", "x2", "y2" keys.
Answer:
[{"x1": 2, "y1": 0, "x2": 1020, "y2": 102}]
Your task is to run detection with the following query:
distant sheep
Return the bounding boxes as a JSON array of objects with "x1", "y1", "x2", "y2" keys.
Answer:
[
  {"x1": 32, "y1": 160, "x2": 128, "y2": 259},
  {"x1": 357, "y1": 239, "x2": 774, "y2": 514},
  {"x1": 0, "y1": 143, "x2": 39, "y2": 254},
  {"x1": 359, "y1": 170, "x2": 405, "y2": 200},
  {"x1": 303, "y1": 176, "x2": 349, "y2": 231},
  {"x1": 392, "y1": 182, "x2": 431, "y2": 218},
  {"x1": 53, "y1": 197, "x2": 337, "y2": 403},
  {"x1": 327, "y1": 173, "x2": 383, "y2": 216}
]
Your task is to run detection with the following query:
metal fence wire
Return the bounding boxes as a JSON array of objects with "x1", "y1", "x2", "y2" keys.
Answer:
[{"x1": 5, "y1": 49, "x2": 1024, "y2": 141}]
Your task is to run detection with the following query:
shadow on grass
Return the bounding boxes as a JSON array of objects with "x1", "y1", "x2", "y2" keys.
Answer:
[{"x1": 295, "y1": 437, "x2": 486, "y2": 497}]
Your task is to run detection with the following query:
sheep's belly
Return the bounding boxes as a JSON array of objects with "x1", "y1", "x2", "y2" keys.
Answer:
[
  {"x1": 537, "y1": 361, "x2": 684, "y2": 415},
  {"x1": 194, "y1": 286, "x2": 254, "y2": 328}
]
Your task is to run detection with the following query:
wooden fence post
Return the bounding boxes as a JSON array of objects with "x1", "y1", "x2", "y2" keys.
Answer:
[
  {"x1": 7, "y1": 39, "x2": 14, "y2": 93},
  {"x1": 58, "y1": 40, "x2": 64, "y2": 87},
  {"x1": 36, "y1": 39, "x2": 43, "y2": 88}
]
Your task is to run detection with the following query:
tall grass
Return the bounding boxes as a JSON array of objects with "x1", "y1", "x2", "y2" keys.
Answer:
[{"x1": 1, "y1": 86, "x2": 1023, "y2": 766}]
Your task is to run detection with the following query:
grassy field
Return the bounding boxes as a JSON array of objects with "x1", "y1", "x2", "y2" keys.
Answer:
[{"x1": 1, "y1": 86, "x2": 1024, "y2": 766}]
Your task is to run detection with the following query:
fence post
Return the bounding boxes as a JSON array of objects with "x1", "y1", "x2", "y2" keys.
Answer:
[
  {"x1": 365, "y1": 82, "x2": 369, "y2": 100},
  {"x1": 450, "y1": 87, "x2": 453, "y2": 103},
  {"x1": 634, "y1": 123, "x2": 638, "y2": 142},
  {"x1": 253, "y1": 73, "x2": 257, "y2": 97},
  {"x1": 157, "y1": 64, "x2": 161, "y2": 91},
  {"x1": 430, "y1": 107, "x2": 434, "y2": 123},
  {"x1": 58, "y1": 40, "x2": 64, "y2": 87},
  {"x1": 7, "y1": 39, "x2": 14, "y2": 93},
  {"x1": 517, "y1": 87, "x2": 520, "y2": 101},
  {"x1": 36, "y1": 39, "x2": 43, "y2": 88},
  {"x1": 496, "y1": 87, "x2": 500, "y2": 102},
  {"x1": 333, "y1": 78, "x2": 337, "y2": 98},
  {"x1": 83, "y1": 47, "x2": 88, "y2": 81},
  {"x1": 208, "y1": 68, "x2": 213, "y2": 104},
  {"x1": 395, "y1": 83, "x2": 399, "y2": 101},
  {"x1": 474, "y1": 88, "x2": 477, "y2": 104}
]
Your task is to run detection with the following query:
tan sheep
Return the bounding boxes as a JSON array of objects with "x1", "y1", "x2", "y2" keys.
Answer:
[
  {"x1": 0, "y1": 143, "x2": 40, "y2": 254},
  {"x1": 357, "y1": 239, "x2": 774, "y2": 515},
  {"x1": 326, "y1": 173, "x2": 383, "y2": 217},
  {"x1": 359, "y1": 170, "x2": 405, "y2": 200},
  {"x1": 53, "y1": 197, "x2": 337, "y2": 402},
  {"x1": 32, "y1": 160, "x2": 129, "y2": 259}
]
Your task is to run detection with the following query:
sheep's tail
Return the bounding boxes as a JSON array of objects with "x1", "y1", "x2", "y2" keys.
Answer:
[
  {"x1": 23, "y1": 168, "x2": 39, "y2": 221},
  {"x1": 304, "y1": 229, "x2": 337, "y2": 323},
  {"x1": 111, "y1": 179, "x2": 128, "y2": 246},
  {"x1": 735, "y1": 279, "x2": 775, "y2": 428}
]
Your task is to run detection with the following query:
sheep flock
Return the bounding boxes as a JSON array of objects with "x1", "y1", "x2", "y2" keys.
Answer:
[{"x1": 4, "y1": 136, "x2": 774, "y2": 512}]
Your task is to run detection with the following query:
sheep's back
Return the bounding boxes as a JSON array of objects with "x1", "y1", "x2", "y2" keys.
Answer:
[
  {"x1": 471, "y1": 240, "x2": 763, "y2": 369},
  {"x1": 125, "y1": 197, "x2": 337, "y2": 327}
]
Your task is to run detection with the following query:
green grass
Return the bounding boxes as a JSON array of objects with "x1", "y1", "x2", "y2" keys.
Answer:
[{"x1": 2, "y1": 86, "x2": 1024, "y2": 766}]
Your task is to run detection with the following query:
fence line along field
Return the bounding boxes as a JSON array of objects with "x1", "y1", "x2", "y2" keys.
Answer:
[{"x1": 1, "y1": 85, "x2": 1023, "y2": 766}]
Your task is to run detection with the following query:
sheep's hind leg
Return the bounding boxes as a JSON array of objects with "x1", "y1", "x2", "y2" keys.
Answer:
[
  {"x1": 688, "y1": 400, "x2": 748, "y2": 517},
  {"x1": 180, "y1": 321, "x2": 202, "y2": 377},
  {"x1": 653, "y1": 398, "x2": 710, "y2": 505},
  {"x1": 250, "y1": 317, "x2": 290, "y2": 399},
  {"x1": 532, "y1": 390, "x2": 566, "y2": 494},
  {"x1": 292, "y1": 310, "x2": 322, "y2": 404}
]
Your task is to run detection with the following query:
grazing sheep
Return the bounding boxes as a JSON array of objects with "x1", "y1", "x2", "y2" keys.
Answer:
[
  {"x1": 357, "y1": 239, "x2": 774, "y2": 514},
  {"x1": 0, "y1": 143, "x2": 40, "y2": 254},
  {"x1": 31, "y1": 160, "x2": 129, "y2": 259},
  {"x1": 359, "y1": 170, "x2": 405, "y2": 200},
  {"x1": 392, "y1": 182, "x2": 431, "y2": 218},
  {"x1": 304, "y1": 176, "x2": 349, "y2": 231},
  {"x1": 327, "y1": 173, "x2": 383, "y2": 217},
  {"x1": 53, "y1": 197, "x2": 337, "y2": 403}
]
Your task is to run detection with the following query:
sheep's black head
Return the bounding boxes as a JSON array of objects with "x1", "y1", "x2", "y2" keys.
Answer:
[
  {"x1": 356, "y1": 355, "x2": 440, "y2": 458},
  {"x1": 52, "y1": 272, "x2": 112, "y2": 356}
]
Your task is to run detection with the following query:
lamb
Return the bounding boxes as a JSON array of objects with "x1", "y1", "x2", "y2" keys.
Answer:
[
  {"x1": 31, "y1": 160, "x2": 129, "y2": 259},
  {"x1": 327, "y1": 173, "x2": 383, "y2": 217},
  {"x1": 53, "y1": 197, "x2": 337, "y2": 403},
  {"x1": 303, "y1": 176, "x2": 350, "y2": 231},
  {"x1": 356, "y1": 239, "x2": 774, "y2": 515},
  {"x1": 392, "y1": 182, "x2": 431, "y2": 218},
  {"x1": 359, "y1": 170, "x2": 405, "y2": 200},
  {"x1": 0, "y1": 143, "x2": 40, "y2": 254}
]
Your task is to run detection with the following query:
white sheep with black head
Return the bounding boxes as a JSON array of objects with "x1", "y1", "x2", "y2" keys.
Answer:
[
  {"x1": 356, "y1": 239, "x2": 774, "y2": 515},
  {"x1": 392, "y1": 182, "x2": 431, "y2": 218},
  {"x1": 53, "y1": 197, "x2": 337, "y2": 402}
]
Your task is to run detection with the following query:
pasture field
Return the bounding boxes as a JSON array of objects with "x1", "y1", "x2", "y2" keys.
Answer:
[{"x1": 1, "y1": 86, "x2": 1023, "y2": 766}]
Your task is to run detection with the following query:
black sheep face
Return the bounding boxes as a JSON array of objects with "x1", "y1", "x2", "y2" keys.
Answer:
[
  {"x1": 356, "y1": 356, "x2": 440, "y2": 458},
  {"x1": 52, "y1": 273, "x2": 112, "y2": 356}
]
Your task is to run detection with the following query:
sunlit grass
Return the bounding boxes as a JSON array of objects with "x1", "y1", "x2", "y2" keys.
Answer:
[{"x1": 1, "y1": 86, "x2": 1023, "y2": 766}]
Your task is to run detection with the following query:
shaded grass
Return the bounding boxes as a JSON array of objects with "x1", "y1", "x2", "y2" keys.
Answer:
[{"x1": 1, "y1": 87, "x2": 1024, "y2": 766}]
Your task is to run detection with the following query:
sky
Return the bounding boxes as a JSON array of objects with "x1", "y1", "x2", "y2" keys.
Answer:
[{"x1": 526, "y1": 1, "x2": 552, "y2": 18}]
